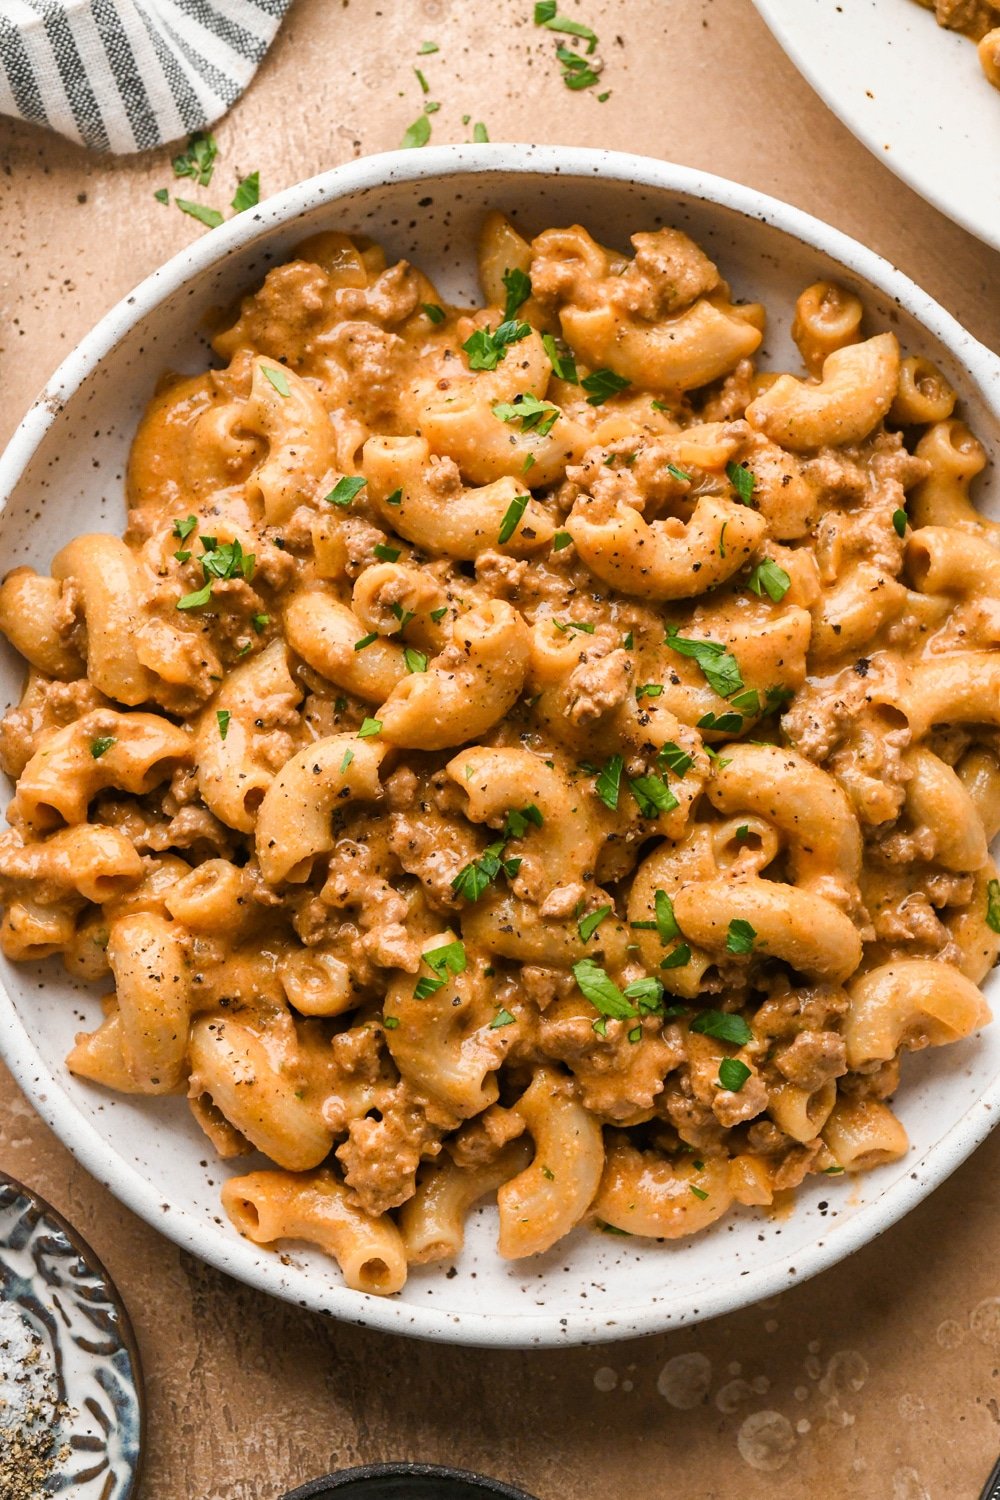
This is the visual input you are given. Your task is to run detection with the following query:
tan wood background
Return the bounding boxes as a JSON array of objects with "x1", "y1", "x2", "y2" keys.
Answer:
[{"x1": 1, "y1": 1, "x2": 999, "y2": 1495}]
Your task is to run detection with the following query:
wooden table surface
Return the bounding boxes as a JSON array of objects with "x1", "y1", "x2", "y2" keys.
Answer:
[{"x1": 1, "y1": 2, "x2": 999, "y2": 1496}]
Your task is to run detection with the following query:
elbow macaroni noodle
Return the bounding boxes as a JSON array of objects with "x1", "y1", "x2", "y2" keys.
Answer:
[{"x1": 0, "y1": 213, "x2": 997, "y2": 1294}]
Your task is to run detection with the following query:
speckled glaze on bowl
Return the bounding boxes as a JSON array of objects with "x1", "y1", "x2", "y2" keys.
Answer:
[
  {"x1": 282, "y1": 1462, "x2": 539, "y2": 1499},
  {"x1": 0, "y1": 146, "x2": 998, "y2": 1349},
  {"x1": 0, "y1": 1173, "x2": 145, "y2": 1496}
]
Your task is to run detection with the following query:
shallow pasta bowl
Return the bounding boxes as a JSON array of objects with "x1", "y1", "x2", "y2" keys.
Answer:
[{"x1": 0, "y1": 145, "x2": 999, "y2": 1348}]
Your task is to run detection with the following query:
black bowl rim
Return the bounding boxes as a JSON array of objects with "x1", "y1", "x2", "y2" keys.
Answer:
[{"x1": 282, "y1": 1461, "x2": 539, "y2": 1499}]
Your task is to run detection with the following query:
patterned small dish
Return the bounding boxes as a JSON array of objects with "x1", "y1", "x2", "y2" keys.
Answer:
[
  {"x1": 0, "y1": 1173, "x2": 144, "y2": 1498},
  {"x1": 283, "y1": 1462, "x2": 539, "y2": 1499}
]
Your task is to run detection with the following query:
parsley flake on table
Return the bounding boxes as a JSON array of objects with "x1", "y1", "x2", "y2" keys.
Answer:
[
  {"x1": 492, "y1": 393, "x2": 561, "y2": 436},
  {"x1": 498, "y1": 491, "x2": 530, "y2": 544},
  {"x1": 418, "y1": 40, "x2": 439, "y2": 53},
  {"x1": 414, "y1": 66, "x2": 430, "y2": 93},
  {"x1": 718, "y1": 1058, "x2": 752, "y2": 1092},
  {"x1": 402, "y1": 114, "x2": 432, "y2": 149},
  {"x1": 581, "y1": 367, "x2": 630, "y2": 404},
  {"x1": 472, "y1": 122, "x2": 490, "y2": 142},
  {"x1": 463, "y1": 319, "x2": 532, "y2": 370},
  {"x1": 153, "y1": 188, "x2": 169, "y2": 205},
  {"x1": 690, "y1": 1010, "x2": 753, "y2": 1045},
  {"x1": 747, "y1": 557, "x2": 791, "y2": 603},
  {"x1": 555, "y1": 44, "x2": 602, "y2": 90},
  {"x1": 176, "y1": 198, "x2": 224, "y2": 230},
  {"x1": 325, "y1": 475, "x2": 367, "y2": 506},
  {"x1": 665, "y1": 626, "x2": 744, "y2": 698},
  {"x1": 231, "y1": 171, "x2": 260, "y2": 214},
  {"x1": 172, "y1": 130, "x2": 218, "y2": 186}
]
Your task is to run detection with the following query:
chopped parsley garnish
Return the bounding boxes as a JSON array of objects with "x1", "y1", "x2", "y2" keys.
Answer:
[
  {"x1": 251, "y1": 612, "x2": 270, "y2": 634},
  {"x1": 627, "y1": 1024, "x2": 642, "y2": 1044},
  {"x1": 385, "y1": 488, "x2": 403, "y2": 507},
  {"x1": 578, "y1": 905, "x2": 612, "y2": 943},
  {"x1": 581, "y1": 367, "x2": 630, "y2": 405},
  {"x1": 718, "y1": 1057, "x2": 752, "y2": 1092},
  {"x1": 216, "y1": 709, "x2": 231, "y2": 740},
  {"x1": 622, "y1": 631, "x2": 634, "y2": 650},
  {"x1": 541, "y1": 332, "x2": 579, "y2": 383},
  {"x1": 261, "y1": 365, "x2": 290, "y2": 397},
  {"x1": 154, "y1": 188, "x2": 169, "y2": 205},
  {"x1": 414, "y1": 66, "x2": 430, "y2": 93},
  {"x1": 726, "y1": 918, "x2": 757, "y2": 954},
  {"x1": 735, "y1": 824, "x2": 750, "y2": 842},
  {"x1": 726, "y1": 460, "x2": 756, "y2": 504},
  {"x1": 231, "y1": 171, "x2": 260, "y2": 214},
  {"x1": 451, "y1": 842, "x2": 521, "y2": 902},
  {"x1": 339, "y1": 749, "x2": 354, "y2": 774},
  {"x1": 357, "y1": 718, "x2": 382, "y2": 738},
  {"x1": 658, "y1": 742, "x2": 693, "y2": 776},
  {"x1": 666, "y1": 463, "x2": 691, "y2": 483},
  {"x1": 90, "y1": 736, "x2": 115, "y2": 759},
  {"x1": 689, "y1": 1184, "x2": 709, "y2": 1201},
  {"x1": 690, "y1": 1010, "x2": 752, "y2": 1045},
  {"x1": 404, "y1": 647, "x2": 428, "y2": 674},
  {"x1": 987, "y1": 879, "x2": 1000, "y2": 935},
  {"x1": 665, "y1": 626, "x2": 744, "y2": 698},
  {"x1": 374, "y1": 542, "x2": 401, "y2": 563},
  {"x1": 571, "y1": 958, "x2": 638, "y2": 1021},
  {"x1": 173, "y1": 131, "x2": 218, "y2": 186},
  {"x1": 502, "y1": 266, "x2": 532, "y2": 319},
  {"x1": 492, "y1": 393, "x2": 561, "y2": 436},
  {"x1": 654, "y1": 888, "x2": 680, "y2": 944},
  {"x1": 660, "y1": 944, "x2": 691, "y2": 969},
  {"x1": 463, "y1": 319, "x2": 532, "y2": 371},
  {"x1": 892, "y1": 507, "x2": 907, "y2": 537},
  {"x1": 823, "y1": 1165, "x2": 846, "y2": 1175},
  {"x1": 429, "y1": 606, "x2": 448, "y2": 622},
  {"x1": 421, "y1": 302, "x2": 446, "y2": 324},
  {"x1": 498, "y1": 491, "x2": 530, "y2": 544},
  {"x1": 391, "y1": 602, "x2": 415, "y2": 629},
  {"x1": 503, "y1": 804, "x2": 544, "y2": 839},
  {"x1": 623, "y1": 976, "x2": 665, "y2": 1012},
  {"x1": 697, "y1": 710, "x2": 743, "y2": 734},
  {"x1": 418, "y1": 40, "x2": 439, "y2": 53},
  {"x1": 490, "y1": 1008, "x2": 516, "y2": 1029},
  {"x1": 176, "y1": 199, "x2": 224, "y2": 230},
  {"x1": 383, "y1": 1014, "x2": 400, "y2": 1029},
  {"x1": 629, "y1": 774, "x2": 679, "y2": 818},
  {"x1": 173, "y1": 515, "x2": 197, "y2": 542},
  {"x1": 747, "y1": 558, "x2": 792, "y2": 603},
  {"x1": 635, "y1": 682, "x2": 664, "y2": 701},
  {"x1": 414, "y1": 940, "x2": 466, "y2": 998},
  {"x1": 595, "y1": 753, "x2": 624, "y2": 810},
  {"x1": 472, "y1": 122, "x2": 490, "y2": 142},
  {"x1": 354, "y1": 633, "x2": 378, "y2": 652},
  {"x1": 730, "y1": 688, "x2": 761, "y2": 715},
  {"x1": 325, "y1": 475, "x2": 367, "y2": 507},
  {"x1": 402, "y1": 114, "x2": 432, "y2": 149},
  {"x1": 176, "y1": 536, "x2": 255, "y2": 611},
  {"x1": 553, "y1": 618, "x2": 595, "y2": 634},
  {"x1": 552, "y1": 531, "x2": 573, "y2": 551}
]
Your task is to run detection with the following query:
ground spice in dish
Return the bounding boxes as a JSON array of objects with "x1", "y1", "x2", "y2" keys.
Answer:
[{"x1": 0, "y1": 1299, "x2": 70, "y2": 1500}]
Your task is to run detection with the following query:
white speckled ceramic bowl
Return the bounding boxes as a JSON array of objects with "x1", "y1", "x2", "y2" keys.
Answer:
[
  {"x1": 1, "y1": 146, "x2": 998, "y2": 1348},
  {"x1": 751, "y1": 0, "x2": 1000, "y2": 251}
]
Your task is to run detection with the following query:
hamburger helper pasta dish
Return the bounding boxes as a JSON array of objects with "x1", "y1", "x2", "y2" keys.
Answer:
[{"x1": 0, "y1": 214, "x2": 998, "y2": 1299}]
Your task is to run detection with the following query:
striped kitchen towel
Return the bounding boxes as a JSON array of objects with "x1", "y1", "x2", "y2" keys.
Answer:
[{"x1": 0, "y1": 0, "x2": 293, "y2": 154}]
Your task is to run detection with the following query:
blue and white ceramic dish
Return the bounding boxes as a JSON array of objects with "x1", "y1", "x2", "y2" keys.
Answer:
[{"x1": 0, "y1": 1174, "x2": 144, "y2": 1498}]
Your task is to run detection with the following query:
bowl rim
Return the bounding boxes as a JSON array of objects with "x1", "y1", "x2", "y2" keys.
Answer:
[
  {"x1": 281, "y1": 1461, "x2": 538, "y2": 1499},
  {"x1": 1, "y1": 142, "x2": 999, "y2": 1349}
]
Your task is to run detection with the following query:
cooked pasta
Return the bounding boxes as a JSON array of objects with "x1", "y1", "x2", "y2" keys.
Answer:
[{"x1": 0, "y1": 215, "x2": 996, "y2": 1293}]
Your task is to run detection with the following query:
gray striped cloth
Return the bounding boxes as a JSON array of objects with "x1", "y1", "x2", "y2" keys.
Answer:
[{"x1": 0, "y1": 0, "x2": 293, "y2": 153}]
